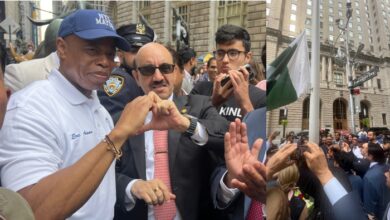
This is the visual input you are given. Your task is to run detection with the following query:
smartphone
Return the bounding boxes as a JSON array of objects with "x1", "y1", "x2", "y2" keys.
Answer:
[
  {"x1": 221, "y1": 75, "x2": 231, "y2": 87},
  {"x1": 220, "y1": 64, "x2": 254, "y2": 87}
]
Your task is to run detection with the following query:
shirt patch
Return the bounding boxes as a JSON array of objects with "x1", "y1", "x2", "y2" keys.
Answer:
[
  {"x1": 103, "y1": 75, "x2": 124, "y2": 96},
  {"x1": 83, "y1": 130, "x2": 93, "y2": 135},
  {"x1": 71, "y1": 133, "x2": 81, "y2": 140}
]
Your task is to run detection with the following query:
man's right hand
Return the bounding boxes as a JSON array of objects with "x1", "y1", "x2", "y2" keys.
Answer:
[
  {"x1": 110, "y1": 93, "x2": 156, "y2": 143},
  {"x1": 303, "y1": 142, "x2": 333, "y2": 186},
  {"x1": 131, "y1": 179, "x2": 176, "y2": 206},
  {"x1": 211, "y1": 74, "x2": 234, "y2": 107}
]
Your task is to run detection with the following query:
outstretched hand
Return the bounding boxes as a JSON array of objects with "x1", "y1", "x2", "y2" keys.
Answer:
[{"x1": 224, "y1": 119, "x2": 267, "y2": 202}]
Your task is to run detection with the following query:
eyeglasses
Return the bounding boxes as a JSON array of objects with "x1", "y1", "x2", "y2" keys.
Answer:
[
  {"x1": 137, "y1": 63, "x2": 175, "y2": 76},
  {"x1": 213, "y1": 49, "x2": 247, "y2": 61}
]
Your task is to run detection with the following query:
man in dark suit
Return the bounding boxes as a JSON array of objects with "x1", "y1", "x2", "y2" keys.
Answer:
[
  {"x1": 115, "y1": 43, "x2": 229, "y2": 220},
  {"x1": 303, "y1": 142, "x2": 368, "y2": 220},
  {"x1": 363, "y1": 143, "x2": 390, "y2": 219},
  {"x1": 211, "y1": 108, "x2": 267, "y2": 220}
]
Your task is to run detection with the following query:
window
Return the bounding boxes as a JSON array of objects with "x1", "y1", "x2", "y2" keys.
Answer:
[
  {"x1": 334, "y1": 72, "x2": 343, "y2": 85},
  {"x1": 357, "y1": 26, "x2": 362, "y2": 31},
  {"x1": 138, "y1": 1, "x2": 151, "y2": 9},
  {"x1": 291, "y1": 14, "x2": 296, "y2": 21},
  {"x1": 137, "y1": 1, "x2": 151, "y2": 24},
  {"x1": 329, "y1": 35, "x2": 334, "y2": 41},
  {"x1": 217, "y1": 1, "x2": 248, "y2": 27},
  {"x1": 267, "y1": 0, "x2": 271, "y2": 3},
  {"x1": 377, "y1": 79, "x2": 382, "y2": 89},
  {"x1": 338, "y1": 2, "x2": 342, "y2": 8},
  {"x1": 290, "y1": 24, "x2": 296, "y2": 32},
  {"x1": 329, "y1": 25, "x2": 334, "y2": 32},
  {"x1": 329, "y1": 8, "x2": 333, "y2": 13},
  {"x1": 357, "y1": 17, "x2": 360, "y2": 22},
  {"x1": 329, "y1": 16, "x2": 333, "y2": 22},
  {"x1": 383, "y1": 113, "x2": 387, "y2": 125},
  {"x1": 349, "y1": 32, "x2": 353, "y2": 37},
  {"x1": 358, "y1": 34, "x2": 362, "y2": 40},
  {"x1": 292, "y1": 4, "x2": 297, "y2": 11},
  {"x1": 266, "y1": 8, "x2": 270, "y2": 16},
  {"x1": 307, "y1": 8, "x2": 312, "y2": 15},
  {"x1": 172, "y1": 4, "x2": 189, "y2": 42}
]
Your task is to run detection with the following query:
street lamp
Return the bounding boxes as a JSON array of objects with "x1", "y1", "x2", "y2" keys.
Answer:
[{"x1": 336, "y1": 1, "x2": 357, "y2": 134}]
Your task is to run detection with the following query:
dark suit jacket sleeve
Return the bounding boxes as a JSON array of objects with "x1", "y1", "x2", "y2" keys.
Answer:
[
  {"x1": 187, "y1": 95, "x2": 229, "y2": 153},
  {"x1": 332, "y1": 191, "x2": 368, "y2": 220},
  {"x1": 116, "y1": 171, "x2": 137, "y2": 212},
  {"x1": 116, "y1": 172, "x2": 131, "y2": 209},
  {"x1": 189, "y1": 81, "x2": 213, "y2": 96},
  {"x1": 210, "y1": 165, "x2": 242, "y2": 210}
]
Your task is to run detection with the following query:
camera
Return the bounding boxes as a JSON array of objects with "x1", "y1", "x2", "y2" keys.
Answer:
[
  {"x1": 290, "y1": 138, "x2": 308, "y2": 161},
  {"x1": 220, "y1": 64, "x2": 255, "y2": 87}
]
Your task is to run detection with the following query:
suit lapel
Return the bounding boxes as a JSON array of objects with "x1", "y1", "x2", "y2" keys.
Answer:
[
  {"x1": 129, "y1": 133, "x2": 146, "y2": 179},
  {"x1": 168, "y1": 95, "x2": 187, "y2": 174}
]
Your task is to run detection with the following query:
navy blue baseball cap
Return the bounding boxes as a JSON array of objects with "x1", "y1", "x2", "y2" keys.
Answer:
[{"x1": 58, "y1": 9, "x2": 130, "y2": 51}]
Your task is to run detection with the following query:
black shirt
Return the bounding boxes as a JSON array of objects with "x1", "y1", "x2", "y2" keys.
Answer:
[{"x1": 190, "y1": 81, "x2": 266, "y2": 122}]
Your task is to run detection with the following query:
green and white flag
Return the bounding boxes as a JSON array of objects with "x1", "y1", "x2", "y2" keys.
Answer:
[{"x1": 267, "y1": 31, "x2": 311, "y2": 111}]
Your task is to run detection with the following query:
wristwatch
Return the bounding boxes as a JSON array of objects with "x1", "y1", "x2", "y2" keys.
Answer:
[{"x1": 184, "y1": 114, "x2": 198, "y2": 136}]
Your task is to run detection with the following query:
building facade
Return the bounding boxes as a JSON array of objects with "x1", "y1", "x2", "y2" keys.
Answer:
[
  {"x1": 267, "y1": 0, "x2": 390, "y2": 135},
  {"x1": 101, "y1": 0, "x2": 266, "y2": 60}
]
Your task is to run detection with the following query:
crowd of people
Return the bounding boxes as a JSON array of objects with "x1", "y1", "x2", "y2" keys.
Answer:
[
  {"x1": 0, "y1": 9, "x2": 267, "y2": 220},
  {"x1": 267, "y1": 129, "x2": 390, "y2": 220},
  {"x1": 0, "y1": 8, "x2": 388, "y2": 220}
]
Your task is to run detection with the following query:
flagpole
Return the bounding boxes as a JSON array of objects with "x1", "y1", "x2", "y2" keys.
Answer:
[{"x1": 309, "y1": 0, "x2": 320, "y2": 143}]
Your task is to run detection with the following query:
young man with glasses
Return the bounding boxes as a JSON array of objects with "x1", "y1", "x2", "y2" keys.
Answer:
[{"x1": 191, "y1": 24, "x2": 265, "y2": 121}]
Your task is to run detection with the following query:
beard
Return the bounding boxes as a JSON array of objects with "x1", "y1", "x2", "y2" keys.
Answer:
[{"x1": 120, "y1": 58, "x2": 134, "y2": 75}]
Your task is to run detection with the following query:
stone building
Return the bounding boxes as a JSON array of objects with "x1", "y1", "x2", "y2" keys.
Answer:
[
  {"x1": 100, "y1": 1, "x2": 266, "y2": 60},
  {"x1": 267, "y1": 0, "x2": 390, "y2": 135}
]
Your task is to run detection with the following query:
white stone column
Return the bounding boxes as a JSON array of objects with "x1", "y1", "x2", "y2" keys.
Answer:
[
  {"x1": 328, "y1": 57, "x2": 333, "y2": 82},
  {"x1": 132, "y1": 2, "x2": 137, "y2": 23},
  {"x1": 321, "y1": 56, "x2": 327, "y2": 81},
  {"x1": 208, "y1": 1, "x2": 217, "y2": 52},
  {"x1": 163, "y1": 1, "x2": 170, "y2": 44},
  {"x1": 367, "y1": 65, "x2": 372, "y2": 87}
]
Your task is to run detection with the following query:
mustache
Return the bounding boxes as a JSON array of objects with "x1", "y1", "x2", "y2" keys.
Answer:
[{"x1": 151, "y1": 80, "x2": 167, "y2": 87}]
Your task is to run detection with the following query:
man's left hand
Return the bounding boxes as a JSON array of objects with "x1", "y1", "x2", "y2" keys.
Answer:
[
  {"x1": 139, "y1": 93, "x2": 190, "y2": 133},
  {"x1": 229, "y1": 66, "x2": 254, "y2": 115},
  {"x1": 231, "y1": 161, "x2": 267, "y2": 203}
]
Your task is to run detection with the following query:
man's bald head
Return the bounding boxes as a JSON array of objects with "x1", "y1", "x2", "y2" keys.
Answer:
[
  {"x1": 133, "y1": 43, "x2": 176, "y2": 99},
  {"x1": 134, "y1": 43, "x2": 173, "y2": 68}
]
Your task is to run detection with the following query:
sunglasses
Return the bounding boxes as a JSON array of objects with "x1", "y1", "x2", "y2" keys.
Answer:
[{"x1": 137, "y1": 63, "x2": 175, "y2": 76}]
